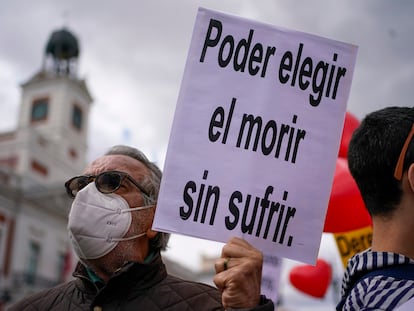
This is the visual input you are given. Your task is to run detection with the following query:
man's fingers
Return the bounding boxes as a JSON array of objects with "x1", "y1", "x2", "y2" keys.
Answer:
[
  {"x1": 215, "y1": 257, "x2": 237, "y2": 273},
  {"x1": 213, "y1": 271, "x2": 225, "y2": 291},
  {"x1": 227, "y1": 236, "x2": 254, "y2": 249},
  {"x1": 214, "y1": 237, "x2": 264, "y2": 309},
  {"x1": 213, "y1": 264, "x2": 261, "y2": 308},
  {"x1": 221, "y1": 238, "x2": 263, "y2": 265}
]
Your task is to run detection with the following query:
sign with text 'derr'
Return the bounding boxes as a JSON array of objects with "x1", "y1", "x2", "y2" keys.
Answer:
[
  {"x1": 334, "y1": 226, "x2": 373, "y2": 268},
  {"x1": 153, "y1": 7, "x2": 358, "y2": 264}
]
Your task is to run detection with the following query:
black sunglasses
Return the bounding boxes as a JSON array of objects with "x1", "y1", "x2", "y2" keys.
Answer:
[{"x1": 65, "y1": 170, "x2": 150, "y2": 198}]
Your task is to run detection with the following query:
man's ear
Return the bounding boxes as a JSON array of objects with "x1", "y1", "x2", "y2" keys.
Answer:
[
  {"x1": 146, "y1": 204, "x2": 158, "y2": 239},
  {"x1": 407, "y1": 163, "x2": 414, "y2": 192},
  {"x1": 146, "y1": 228, "x2": 158, "y2": 239}
]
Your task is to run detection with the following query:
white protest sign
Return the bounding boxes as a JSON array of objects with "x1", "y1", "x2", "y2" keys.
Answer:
[{"x1": 153, "y1": 7, "x2": 358, "y2": 264}]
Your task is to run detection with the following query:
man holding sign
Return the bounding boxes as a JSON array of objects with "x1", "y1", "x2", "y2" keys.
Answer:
[
  {"x1": 337, "y1": 107, "x2": 414, "y2": 310},
  {"x1": 9, "y1": 145, "x2": 273, "y2": 310}
]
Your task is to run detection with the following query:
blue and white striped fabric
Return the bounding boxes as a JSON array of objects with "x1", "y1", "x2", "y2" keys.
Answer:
[{"x1": 337, "y1": 250, "x2": 414, "y2": 310}]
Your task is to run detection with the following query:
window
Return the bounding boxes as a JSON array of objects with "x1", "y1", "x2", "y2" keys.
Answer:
[
  {"x1": 68, "y1": 148, "x2": 78, "y2": 159},
  {"x1": 31, "y1": 159, "x2": 48, "y2": 176},
  {"x1": 26, "y1": 241, "x2": 40, "y2": 285},
  {"x1": 31, "y1": 98, "x2": 49, "y2": 122},
  {"x1": 0, "y1": 155, "x2": 18, "y2": 168},
  {"x1": 72, "y1": 104, "x2": 83, "y2": 130}
]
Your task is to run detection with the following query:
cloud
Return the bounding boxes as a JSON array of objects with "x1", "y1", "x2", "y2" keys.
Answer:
[{"x1": 0, "y1": 0, "x2": 412, "y2": 164}]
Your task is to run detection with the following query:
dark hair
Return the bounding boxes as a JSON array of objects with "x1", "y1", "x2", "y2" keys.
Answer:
[
  {"x1": 105, "y1": 145, "x2": 170, "y2": 251},
  {"x1": 348, "y1": 107, "x2": 414, "y2": 216}
]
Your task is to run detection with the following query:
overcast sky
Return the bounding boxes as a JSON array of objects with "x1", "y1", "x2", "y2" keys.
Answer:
[
  {"x1": 0, "y1": 0, "x2": 412, "y2": 167},
  {"x1": 0, "y1": 1, "x2": 412, "y2": 309}
]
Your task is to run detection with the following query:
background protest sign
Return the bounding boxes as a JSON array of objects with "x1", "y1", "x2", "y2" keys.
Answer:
[
  {"x1": 153, "y1": 7, "x2": 358, "y2": 264},
  {"x1": 334, "y1": 226, "x2": 372, "y2": 268},
  {"x1": 261, "y1": 254, "x2": 282, "y2": 305}
]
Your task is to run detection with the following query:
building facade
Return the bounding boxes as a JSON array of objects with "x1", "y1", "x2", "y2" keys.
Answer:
[
  {"x1": 0, "y1": 27, "x2": 92, "y2": 305},
  {"x1": 0, "y1": 27, "x2": 216, "y2": 308}
]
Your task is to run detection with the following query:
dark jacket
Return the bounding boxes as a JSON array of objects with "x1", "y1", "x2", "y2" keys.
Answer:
[
  {"x1": 8, "y1": 252, "x2": 274, "y2": 311},
  {"x1": 337, "y1": 249, "x2": 414, "y2": 311}
]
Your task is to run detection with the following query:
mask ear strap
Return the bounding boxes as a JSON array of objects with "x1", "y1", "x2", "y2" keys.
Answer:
[
  {"x1": 124, "y1": 205, "x2": 155, "y2": 213},
  {"x1": 110, "y1": 232, "x2": 146, "y2": 242}
]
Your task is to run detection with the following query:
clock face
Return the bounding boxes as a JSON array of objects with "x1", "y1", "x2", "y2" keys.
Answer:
[{"x1": 31, "y1": 99, "x2": 49, "y2": 121}]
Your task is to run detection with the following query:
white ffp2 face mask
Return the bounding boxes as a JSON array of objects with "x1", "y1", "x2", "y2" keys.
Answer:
[{"x1": 67, "y1": 183, "x2": 153, "y2": 260}]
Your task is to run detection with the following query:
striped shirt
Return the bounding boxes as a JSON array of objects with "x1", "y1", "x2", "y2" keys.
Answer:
[{"x1": 337, "y1": 250, "x2": 414, "y2": 310}]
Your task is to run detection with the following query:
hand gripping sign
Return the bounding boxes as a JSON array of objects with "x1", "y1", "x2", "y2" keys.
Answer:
[{"x1": 153, "y1": 7, "x2": 358, "y2": 265}]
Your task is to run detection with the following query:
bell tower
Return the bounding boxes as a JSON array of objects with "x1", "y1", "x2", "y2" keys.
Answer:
[
  {"x1": 44, "y1": 28, "x2": 80, "y2": 77},
  {"x1": 3, "y1": 27, "x2": 93, "y2": 187}
]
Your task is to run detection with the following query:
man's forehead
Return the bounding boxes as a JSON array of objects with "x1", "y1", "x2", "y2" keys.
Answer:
[{"x1": 85, "y1": 154, "x2": 148, "y2": 174}]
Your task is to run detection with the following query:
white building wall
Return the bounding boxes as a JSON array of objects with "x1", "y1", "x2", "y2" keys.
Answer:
[
  {"x1": 11, "y1": 202, "x2": 69, "y2": 280},
  {"x1": 0, "y1": 76, "x2": 92, "y2": 188},
  {"x1": 0, "y1": 27, "x2": 92, "y2": 306}
]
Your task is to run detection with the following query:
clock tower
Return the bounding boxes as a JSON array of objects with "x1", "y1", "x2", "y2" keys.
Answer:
[{"x1": 0, "y1": 27, "x2": 92, "y2": 188}]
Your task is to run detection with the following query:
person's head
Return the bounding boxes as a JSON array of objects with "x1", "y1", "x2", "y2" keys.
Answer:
[
  {"x1": 65, "y1": 145, "x2": 169, "y2": 269},
  {"x1": 104, "y1": 145, "x2": 170, "y2": 252},
  {"x1": 348, "y1": 107, "x2": 414, "y2": 216}
]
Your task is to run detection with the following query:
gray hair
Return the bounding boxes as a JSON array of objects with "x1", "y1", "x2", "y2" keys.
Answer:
[{"x1": 105, "y1": 145, "x2": 170, "y2": 251}]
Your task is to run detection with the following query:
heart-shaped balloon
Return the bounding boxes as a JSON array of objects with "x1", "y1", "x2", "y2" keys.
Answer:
[
  {"x1": 338, "y1": 111, "x2": 360, "y2": 158},
  {"x1": 289, "y1": 259, "x2": 332, "y2": 298},
  {"x1": 324, "y1": 158, "x2": 372, "y2": 233}
]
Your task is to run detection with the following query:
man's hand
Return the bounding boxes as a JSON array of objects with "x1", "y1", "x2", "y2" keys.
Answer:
[{"x1": 213, "y1": 237, "x2": 263, "y2": 309}]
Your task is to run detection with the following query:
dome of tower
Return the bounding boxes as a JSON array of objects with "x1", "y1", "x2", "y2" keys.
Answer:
[{"x1": 45, "y1": 28, "x2": 79, "y2": 60}]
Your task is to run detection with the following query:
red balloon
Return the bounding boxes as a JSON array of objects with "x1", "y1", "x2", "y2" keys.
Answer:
[
  {"x1": 289, "y1": 259, "x2": 332, "y2": 298},
  {"x1": 338, "y1": 111, "x2": 360, "y2": 158},
  {"x1": 324, "y1": 158, "x2": 372, "y2": 233}
]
